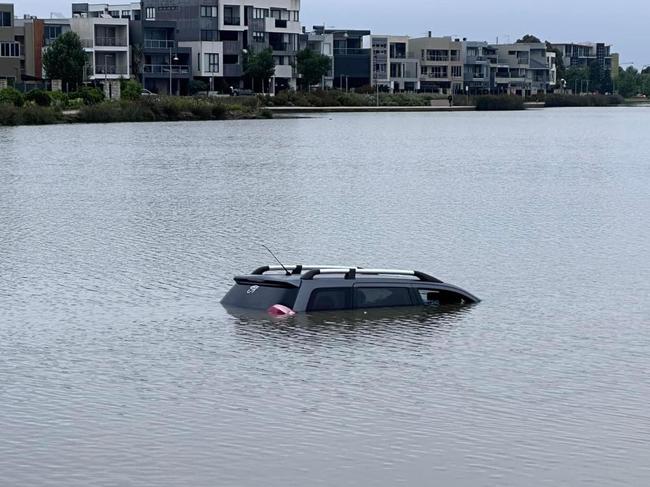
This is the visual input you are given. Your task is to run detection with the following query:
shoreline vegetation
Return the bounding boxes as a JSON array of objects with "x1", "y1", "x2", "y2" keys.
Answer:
[{"x1": 0, "y1": 86, "x2": 634, "y2": 127}]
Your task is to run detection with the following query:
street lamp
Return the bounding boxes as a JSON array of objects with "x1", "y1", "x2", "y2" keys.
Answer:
[{"x1": 169, "y1": 47, "x2": 179, "y2": 96}]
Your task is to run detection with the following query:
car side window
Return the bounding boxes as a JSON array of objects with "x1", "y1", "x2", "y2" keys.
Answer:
[
  {"x1": 307, "y1": 288, "x2": 352, "y2": 312},
  {"x1": 354, "y1": 287, "x2": 413, "y2": 309}
]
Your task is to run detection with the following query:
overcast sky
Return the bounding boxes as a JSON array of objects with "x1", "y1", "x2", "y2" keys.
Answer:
[{"x1": 15, "y1": 0, "x2": 649, "y2": 67}]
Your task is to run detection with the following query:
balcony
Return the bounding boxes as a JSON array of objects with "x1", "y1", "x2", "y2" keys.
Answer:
[
  {"x1": 143, "y1": 64, "x2": 191, "y2": 76},
  {"x1": 274, "y1": 19, "x2": 287, "y2": 28},
  {"x1": 95, "y1": 36, "x2": 127, "y2": 47},
  {"x1": 334, "y1": 48, "x2": 367, "y2": 56},
  {"x1": 270, "y1": 43, "x2": 291, "y2": 52},
  {"x1": 223, "y1": 41, "x2": 241, "y2": 55},
  {"x1": 224, "y1": 16, "x2": 240, "y2": 26},
  {"x1": 92, "y1": 64, "x2": 128, "y2": 76},
  {"x1": 144, "y1": 39, "x2": 176, "y2": 49}
]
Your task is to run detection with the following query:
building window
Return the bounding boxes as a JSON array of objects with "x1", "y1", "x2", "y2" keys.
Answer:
[
  {"x1": 253, "y1": 8, "x2": 269, "y2": 19},
  {"x1": 201, "y1": 30, "x2": 218, "y2": 41},
  {"x1": 109, "y1": 10, "x2": 120, "y2": 18},
  {"x1": 201, "y1": 6, "x2": 217, "y2": 18},
  {"x1": 426, "y1": 49, "x2": 449, "y2": 62},
  {"x1": 290, "y1": 10, "x2": 299, "y2": 21},
  {"x1": 252, "y1": 31, "x2": 264, "y2": 42},
  {"x1": 133, "y1": 10, "x2": 141, "y2": 20},
  {"x1": 145, "y1": 7, "x2": 155, "y2": 20},
  {"x1": 430, "y1": 66, "x2": 448, "y2": 78},
  {"x1": 197, "y1": 53, "x2": 201, "y2": 71},
  {"x1": 121, "y1": 10, "x2": 131, "y2": 19},
  {"x1": 451, "y1": 65, "x2": 462, "y2": 78},
  {"x1": 223, "y1": 5, "x2": 240, "y2": 25},
  {"x1": 44, "y1": 25, "x2": 62, "y2": 42},
  {"x1": 206, "y1": 53, "x2": 219, "y2": 73},
  {"x1": 0, "y1": 42, "x2": 20, "y2": 57},
  {"x1": 0, "y1": 11, "x2": 11, "y2": 26}
]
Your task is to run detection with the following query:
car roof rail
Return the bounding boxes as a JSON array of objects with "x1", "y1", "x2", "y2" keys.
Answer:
[
  {"x1": 252, "y1": 265, "x2": 354, "y2": 275},
  {"x1": 300, "y1": 268, "x2": 443, "y2": 283}
]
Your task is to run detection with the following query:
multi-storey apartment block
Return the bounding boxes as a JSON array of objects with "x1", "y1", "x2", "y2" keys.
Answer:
[
  {"x1": 70, "y1": 15, "x2": 130, "y2": 84},
  {"x1": 0, "y1": 3, "x2": 21, "y2": 87},
  {"x1": 551, "y1": 42, "x2": 614, "y2": 71},
  {"x1": 16, "y1": 17, "x2": 72, "y2": 84},
  {"x1": 408, "y1": 35, "x2": 463, "y2": 94},
  {"x1": 492, "y1": 43, "x2": 555, "y2": 95},
  {"x1": 310, "y1": 27, "x2": 371, "y2": 90},
  {"x1": 72, "y1": 2, "x2": 142, "y2": 20},
  {"x1": 363, "y1": 35, "x2": 419, "y2": 92}
]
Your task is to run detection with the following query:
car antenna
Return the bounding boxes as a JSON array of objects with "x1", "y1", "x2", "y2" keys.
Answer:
[{"x1": 261, "y1": 244, "x2": 291, "y2": 276}]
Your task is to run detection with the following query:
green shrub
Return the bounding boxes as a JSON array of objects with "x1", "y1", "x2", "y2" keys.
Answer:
[
  {"x1": 189, "y1": 79, "x2": 208, "y2": 95},
  {"x1": 48, "y1": 91, "x2": 69, "y2": 108},
  {"x1": 25, "y1": 89, "x2": 52, "y2": 107},
  {"x1": 21, "y1": 105, "x2": 63, "y2": 125},
  {"x1": 544, "y1": 94, "x2": 623, "y2": 107},
  {"x1": 120, "y1": 80, "x2": 143, "y2": 101},
  {"x1": 212, "y1": 103, "x2": 227, "y2": 119},
  {"x1": 0, "y1": 104, "x2": 21, "y2": 125},
  {"x1": 0, "y1": 87, "x2": 25, "y2": 107},
  {"x1": 475, "y1": 95, "x2": 525, "y2": 111},
  {"x1": 189, "y1": 101, "x2": 214, "y2": 120},
  {"x1": 68, "y1": 86, "x2": 105, "y2": 105}
]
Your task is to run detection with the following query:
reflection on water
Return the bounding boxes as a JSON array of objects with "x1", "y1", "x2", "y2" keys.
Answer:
[
  {"x1": 231, "y1": 306, "x2": 473, "y2": 344},
  {"x1": 1, "y1": 109, "x2": 650, "y2": 486}
]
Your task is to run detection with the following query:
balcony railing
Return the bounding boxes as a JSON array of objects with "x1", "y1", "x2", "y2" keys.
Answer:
[
  {"x1": 93, "y1": 65, "x2": 129, "y2": 75},
  {"x1": 334, "y1": 48, "x2": 367, "y2": 56},
  {"x1": 224, "y1": 16, "x2": 240, "y2": 25},
  {"x1": 95, "y1": 37, "x2": 128, "y2": 47},
  {"x1": 144, "y1": 39, "x2": 176, "y2": 49},
  {"x1": 143, "y1": 64, "x2": 191, "y2": 75},
  {"x1": 270, "y1": 43, "x2": 291, "y2": 52}
]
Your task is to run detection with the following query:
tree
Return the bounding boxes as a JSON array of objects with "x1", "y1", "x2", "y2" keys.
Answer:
[
  {"x1": 616, "y1": 66, "x2": 641, "y2": 98},
  {"x1": 121, "y1": 79, "x2": 143, "y2": 100},
  {"x1": 131, "y1": 43, "x2": 144, "y2": 81},
  {"x1": 516, "y1": 34, "x2": 541, "y2": 44},
  {"x1": 42, "y1": 31, "x2": 87, "y2": 90},
  {"x1": 243, "y1": 48, "x2": 275, "y2": 93},
  {"x1": 296, "y1": 48, "x2": 332, "y2": 90},
  {"x1": 564, "y1": 66, "x2": 590, "y2": 93}
]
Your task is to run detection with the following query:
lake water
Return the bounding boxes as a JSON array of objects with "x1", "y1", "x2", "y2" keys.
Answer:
[{"x1": 1, "y1": 108, "x2": 649, "y2": 486}]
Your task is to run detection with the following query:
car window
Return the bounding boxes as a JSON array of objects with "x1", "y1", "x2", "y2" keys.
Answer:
[
  {"x1": 418, "y1": 289, "x2": 465, "y2": 306},
  {"x1": 307, "y1": 288, "x2": 351, "y2": 312},
  {"x1": 221, "y1": 284, "x2": 298, "y2": 310},
  {"x1": 354, "y1": 287, "x2": 413, "y2": 309}
]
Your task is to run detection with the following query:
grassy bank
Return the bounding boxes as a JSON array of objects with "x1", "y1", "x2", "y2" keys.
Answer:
[
  {"x1": 0, "y1": 93, "x2": 271, "y2": 126},
  {"x1": 261, "y1": 90, "x2": 448, "y2": 108},
  {"x1": 526, "y1": 93, "x2": 624, "y2": 107}
]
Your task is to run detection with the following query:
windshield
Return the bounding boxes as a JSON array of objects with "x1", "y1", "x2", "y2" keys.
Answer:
[{"x1": 221, "y1": 283, "x2": 299, "y2": 310}]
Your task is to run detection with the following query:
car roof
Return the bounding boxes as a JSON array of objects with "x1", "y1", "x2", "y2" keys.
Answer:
[{"x1": 233, "y1": 265, "x2": 444, "y2": 288}]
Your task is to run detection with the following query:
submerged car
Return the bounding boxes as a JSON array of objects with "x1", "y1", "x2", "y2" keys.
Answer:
[{"x1": 221, "y1": 265, "x2": 480, "y2": 315}]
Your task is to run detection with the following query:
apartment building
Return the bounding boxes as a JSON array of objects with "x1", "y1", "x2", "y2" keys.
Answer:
[
  {"x1": 551, "y1": 42, "x2": 614, "y2": 71},
  {"x1": 306, "y1": 29, "x2": 334, "y2": 88},
  {"x1": 0, "y1": 3, "x2": 21, "y2": 87},
  {"x1": 461, "y1": 41, "x2": 496, "y2": 94},
  {"x1": 70, "y1": 15, "x2": 130, "y2": 85},
  {"x1": 409, "y1": 35, "x2": 463, "y2": 94},
  {"x1": 492, "y1": 43, "x2": 554, "y2": 95},
  {"x1": 72, "y1": 2, "x2": 142, "y2": 20},
  {"x1": 17, "y1": 17, "x2": 72, "y2": 83},
  {"x1": 362, "y1": 35, "x2": 419, "y2": 92},
  {"x1": 138, "y1": 0, "x2": 301, "y2": 93},
  {"x1": 310, "y1": 27, "x2": 371, "y2": 90}
]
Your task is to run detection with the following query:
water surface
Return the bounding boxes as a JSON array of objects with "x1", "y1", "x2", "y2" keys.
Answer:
[{"x1": 1, "y1": 108, "x2": 649, "y2": 486}]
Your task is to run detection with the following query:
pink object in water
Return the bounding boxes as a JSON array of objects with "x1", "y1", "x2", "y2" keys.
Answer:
[{"x1": 268, "y1": 304, "x2": 296, "y2": 317}]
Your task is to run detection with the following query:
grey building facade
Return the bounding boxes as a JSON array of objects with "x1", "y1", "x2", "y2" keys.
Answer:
[{"x1": 0, "y1": 3, "x2": 21, "y2": 86}]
